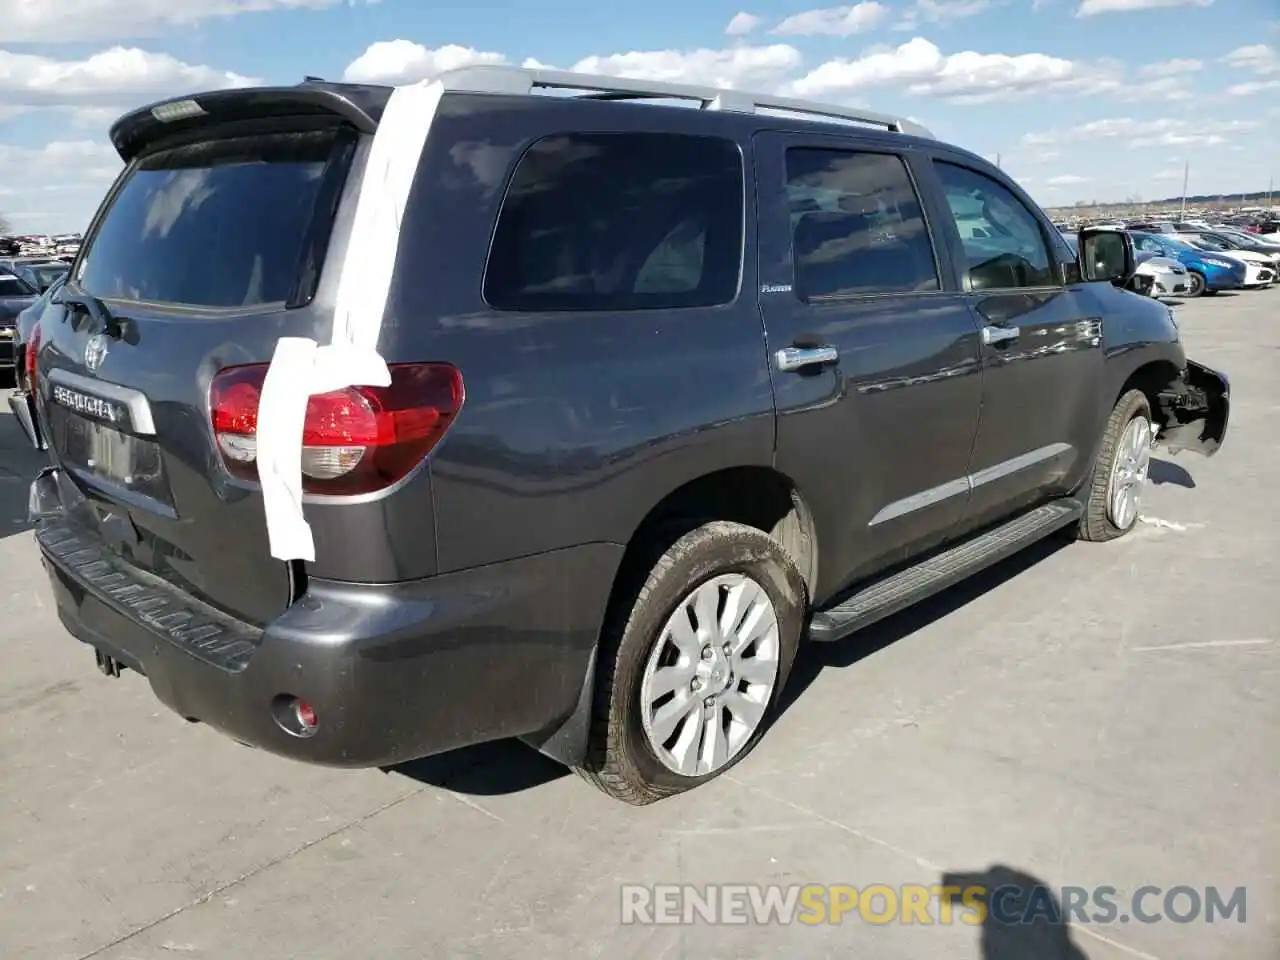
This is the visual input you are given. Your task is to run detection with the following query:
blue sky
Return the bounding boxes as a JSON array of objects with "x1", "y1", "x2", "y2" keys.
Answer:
[{"x1": 1, "y1": 0, "x2": 1278, "y2": 232}]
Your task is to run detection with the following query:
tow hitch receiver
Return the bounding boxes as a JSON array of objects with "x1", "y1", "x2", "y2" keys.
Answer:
[
  {"x1": 95, "y1": 649, "x2": 123, "y2": 678},
  {"x1": 1156, "y1": 360, "x2": 1229, "y2": 458}
]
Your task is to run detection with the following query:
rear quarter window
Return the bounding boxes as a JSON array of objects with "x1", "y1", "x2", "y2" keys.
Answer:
[
  {"x1": 77, "y1": 129, "x2": 350, "y2": 309},
  {"x1": 483, "y1": 132, "x2": 744, "y2": 312},
  {"x1": 0, "y1": 276, "x2": 33, "y2": 297}
]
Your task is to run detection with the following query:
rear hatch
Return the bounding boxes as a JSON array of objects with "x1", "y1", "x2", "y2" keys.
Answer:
[{"x1": 32, "y1": 89, "x2": 380, "y2": 626}]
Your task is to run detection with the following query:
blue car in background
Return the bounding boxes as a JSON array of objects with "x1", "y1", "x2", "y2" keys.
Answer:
[{"x1": 1128, "y1": 231, "x2": 1245, "y2": 298}]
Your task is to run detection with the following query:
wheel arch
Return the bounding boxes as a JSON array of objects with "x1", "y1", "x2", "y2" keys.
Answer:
[
  {"x1": 521, "y1": 466, "x2": 820, "y2": 767},
  {"x1": 1117, "y1": 358, "x2": 1183, "y2": 433}
]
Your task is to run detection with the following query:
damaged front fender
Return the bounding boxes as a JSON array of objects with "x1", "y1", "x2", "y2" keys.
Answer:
[{"x1": 1155, "y1": 360, "x2": 1229, "y2": 457}]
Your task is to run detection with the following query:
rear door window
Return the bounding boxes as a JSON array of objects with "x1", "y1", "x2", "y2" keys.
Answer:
[
  {"x1": 784, "y1": 147, "x2": 940, "y2": 298},
  {"x1": 484, "y1": 132, "x2": 744, "y2": 312},
  {"x1": 77, "y1": 129, "x2": 352, "y2": 309}
]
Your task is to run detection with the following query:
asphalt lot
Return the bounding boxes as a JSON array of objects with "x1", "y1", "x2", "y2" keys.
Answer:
[{"x1": 0, "y1": 294, "x2": 1276, "y2": 960}]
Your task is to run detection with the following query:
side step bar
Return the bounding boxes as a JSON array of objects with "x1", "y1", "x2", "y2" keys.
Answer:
[{"x1": 808, "y1": 498, "x2": 1082, "y2": 643}]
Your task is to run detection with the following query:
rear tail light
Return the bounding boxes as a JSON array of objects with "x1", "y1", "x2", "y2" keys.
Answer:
[
  {"x1": 23, "y1": 325, "x2": 41, "y2": 394},
  {"x1": 209, "y1": 362, "x2": 464, "y2": 496}
]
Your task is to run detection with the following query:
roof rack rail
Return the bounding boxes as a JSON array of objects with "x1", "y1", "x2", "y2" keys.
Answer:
[{"x1": 433, "y1": 64, "x2": 935, "y2": 139}]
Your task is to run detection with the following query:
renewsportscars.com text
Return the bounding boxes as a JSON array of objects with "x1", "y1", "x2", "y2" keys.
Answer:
[{"x1": 620, "y1": 883, "x2": 1247, "y2": 926}]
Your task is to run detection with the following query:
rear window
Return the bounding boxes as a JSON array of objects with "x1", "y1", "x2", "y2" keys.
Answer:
[
  {"x1": 484, "y1": 132, "x2": 744, "y2": 312},
  {"x1": 77, "y1": 129, "x2": 350, "y2": 309},
  {"x1": 0, "y1": 276, "x2": 33, "y2": 297}
]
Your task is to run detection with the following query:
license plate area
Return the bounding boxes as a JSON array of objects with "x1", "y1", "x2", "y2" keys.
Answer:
[{"x1": 46, "y1": 406, "x2": 172, "y2": 504}]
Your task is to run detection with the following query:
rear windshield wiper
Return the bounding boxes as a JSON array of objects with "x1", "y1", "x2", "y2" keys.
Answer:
[{"x1": 55, "y1": 280, "x2": 128, "y2": 339}]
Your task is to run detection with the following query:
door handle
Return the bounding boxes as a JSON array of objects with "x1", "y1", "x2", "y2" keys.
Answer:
[
  {"x1": 981, "y1": 325, "x2": 1019, "y2": 346},
  {"x1": 775, "y1": 345, "x2": 839, "y2": 372}
]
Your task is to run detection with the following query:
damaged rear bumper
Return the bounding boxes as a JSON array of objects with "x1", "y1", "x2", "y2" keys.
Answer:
[{"x1": 1156, "y1": 360, "x2": 1229, "y2": 457}]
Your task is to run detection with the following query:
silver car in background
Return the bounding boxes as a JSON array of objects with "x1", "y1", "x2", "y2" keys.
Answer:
[{"x1": 1134, "y1": 251, "x2": 1190, "y2": 297}]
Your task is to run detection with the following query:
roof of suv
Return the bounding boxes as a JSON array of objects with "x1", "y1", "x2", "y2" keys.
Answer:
[{"x1": 110, "y1": 64, "x2": 938, "y2": 163}]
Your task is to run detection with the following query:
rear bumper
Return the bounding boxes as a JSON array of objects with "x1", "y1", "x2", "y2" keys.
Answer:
[
  {"x1": 1156, "y1": 360, "x2": 1230, "y2": 458},
  {"x1": 33, "y1": 475, "x2": 618, "y2": 768},
  {"x1": 8, "y1": 389, "x2": 47, "y2": 449}
]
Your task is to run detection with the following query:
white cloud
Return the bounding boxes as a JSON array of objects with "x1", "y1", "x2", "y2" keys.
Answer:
[
  {"x1": 725, "y1": 11, "x2": 763, "y2": 35},
  {"x1": 894, "y1": 0, "x2": 991, "y2": 30},
  {"x1": 1140, "y1": 58, "x2": 1202, "y2": 77},
  {"x1": 342, "y1": 40, "x2": 803, "y2": 91},
  {"x1": 1227, "y1": 79, "x2": 1280, "y2": 96},
  {"x1": 1222, "y1": 44, "x2": 1278, "y2": 75},
  {"x1": 1021, "y1": 116, "x2": 1259, "y2": 148},
  {"x1": 1046, "y1": 174, "x2": 1091, "y2": 185},
  {"x1": 565, "y1": 45, "x2": 803, "y2": 90},
  {"x1": 1118, "y1": 75, "x2": 1194, "y2": 101},
  {"x1": 342, "y1": 40, "x2": 506, "y2": 84},
  {"x1": 0, "y1": 46, "x2": 256, "y2": 110},
  {"x1": 0, "y1": 140, "x2": 123, "y2": 231},
  {"x1": 789, "y1": 37, "x2": 1116, "y2": 103},
  {"x1": 0, "y1": 0, "x2": 382, "y2": 43},
  {"x1": 1076, "y1": 0, "x2": 1211, "y2": 15},
  {"x1": 773, "y1": 3, "x2": 890, "y2": 36}
]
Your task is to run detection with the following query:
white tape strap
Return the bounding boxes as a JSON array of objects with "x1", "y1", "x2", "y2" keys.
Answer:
[{"x1": 256, "y1": 79, "x2": 446, "y2": 562}]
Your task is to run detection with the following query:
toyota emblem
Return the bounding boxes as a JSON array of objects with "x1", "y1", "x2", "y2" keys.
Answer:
[{"x1": 84, "y1": 333, "x2": 109, "y2": 373}]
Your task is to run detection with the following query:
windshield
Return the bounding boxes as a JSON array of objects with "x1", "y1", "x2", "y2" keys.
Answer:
[
  {"x1": 32, "y1": 264, "x2": 68, "y2": 285},
  {"x1": 0, "y1": 275, "x2": 35, "y2": 297},
  {"x1": 77, "y1": 128, "x2": 352, "y2": 309}
]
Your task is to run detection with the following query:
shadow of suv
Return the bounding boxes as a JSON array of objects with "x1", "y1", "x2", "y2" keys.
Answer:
[{"x1": 12, "y1": 65, "x2": 1230, "y2": 805}]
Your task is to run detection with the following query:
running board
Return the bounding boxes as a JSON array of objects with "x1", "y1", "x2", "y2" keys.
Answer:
[{"x1": 808, "y1": 498, "x2": 1082, "y2": 643}]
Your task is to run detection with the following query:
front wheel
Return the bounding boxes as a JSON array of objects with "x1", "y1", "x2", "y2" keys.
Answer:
[
  {"x1": 1077, "y1": 389, "x2": 1154, "y2": 542},
  {"x1": 576, "y1": 521, "x2": 805, "y2": 805},
  {"x1": 1184, "y1": 270, "x2": 1206, "y2": 298}
]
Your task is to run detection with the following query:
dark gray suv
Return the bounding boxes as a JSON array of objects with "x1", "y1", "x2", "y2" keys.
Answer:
[{"x1": 11, "y1": 65, "x2": 1229, "y2": 805}]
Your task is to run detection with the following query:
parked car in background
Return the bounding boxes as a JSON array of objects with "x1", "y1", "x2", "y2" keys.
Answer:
[
  {"x1": 1129, "y1": 231, "x2": 1246, "y2": 296},
  {"x1": 1134, "y1": 252, "x2": 1191, "y2": 297},
  {"x1": 1127, "y1": 221, "x2": 1178, "y2": 234},
  {"x1": 0, "y1": 272, "x2": 40, "y2": 376},
  {"x1": 13, "y1": 260, "x2": 70, "y2": 293},
  {"x1": 1188, "y1": 230, "x2": 1280, "y2": 276},
  {"x1": 1180, "y1": 237, "x2": 1274, "y2": 287},
  {"x1": 1063, "y1": 234, "x2": 1187, "y2": 297},
  {"x1": 1208, "y1": 226, "x2": 1280, "y2": 254}
]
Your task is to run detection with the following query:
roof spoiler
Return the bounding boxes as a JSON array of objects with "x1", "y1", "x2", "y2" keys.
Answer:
[{"x1": 108, "y1": 81, "x2": 394, "y2": 163}]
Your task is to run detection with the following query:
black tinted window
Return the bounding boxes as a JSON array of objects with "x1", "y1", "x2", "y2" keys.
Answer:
[
  {"x1": 785, "y1": 149, "x2": 939, "y2": 299},
  {"x1": 0, "y1": 276, "x2": 33, "y2": 296},
  {"x1": 934, "y1": 162, "x2": 1056, "y2": 290},
  {"x1": 78, "y1": 130, "x2": 347, "y2": 308},
  {"x1": 485, "y1": 133, "x2": 743, "y2": 311}
]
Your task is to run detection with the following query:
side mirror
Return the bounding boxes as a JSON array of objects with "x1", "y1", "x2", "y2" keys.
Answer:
[{"x1": 1077, "y1": 228, "x2": 1135, "y2": 285}]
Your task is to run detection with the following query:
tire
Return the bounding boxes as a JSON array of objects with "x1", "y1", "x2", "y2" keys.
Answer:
[
  {"x1": 576, "y1": 521, "x2": 806, "y2": 805},
  {"x1": 1184, "y1": 270, "x2": 1205, "y2": 298},
  {"x1": 1076, "y1": 389, "x2": 1154, "y2": 542}
]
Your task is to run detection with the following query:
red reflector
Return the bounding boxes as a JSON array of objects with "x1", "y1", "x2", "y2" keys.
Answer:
[
  {"x1": 209, "y1": 362, "x2": 464, "y2": 495},
  {"x1": 294, "y1": 699, "x2": 318, "y2": 730},
  {"x1": 24, "y1": 325, "x2": 41, "y2": 394}
]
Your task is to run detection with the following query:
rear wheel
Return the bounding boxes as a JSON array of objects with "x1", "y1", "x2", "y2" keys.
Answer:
[
  {"x1": 577, "y1": 521, "x2": 805, "y2": 805},
  {"x1": 1077, "y1": 389, "x2": 1153, "y2": 542},
  {"x1": 1184, "y1": 270, "x2": 1205, "y2": 297}
]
